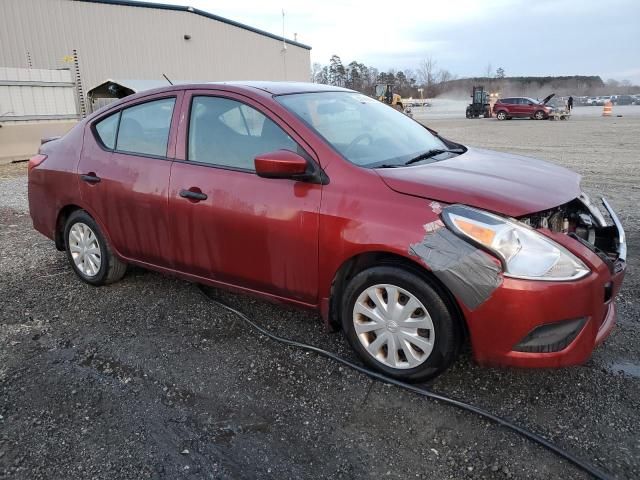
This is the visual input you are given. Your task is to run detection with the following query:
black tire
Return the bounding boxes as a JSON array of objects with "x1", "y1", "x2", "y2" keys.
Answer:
[
  {"x1": 496, "y1": 110, "x2": 507, "y2": 120},
  {"x1": 534, "y1": 110, "x2": 545, "y2": 120},
  {"x1": 64, "y1": 210, "x2": 127, "y2": 286},
  {"x1": 465, "y1": 108, "x2": 472, "y2": 119},
  {"x1": 341, "y1": 266, "x2": 461, "y2": 382}
]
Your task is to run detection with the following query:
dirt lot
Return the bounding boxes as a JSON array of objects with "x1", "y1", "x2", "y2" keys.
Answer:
[{"x1": 1, "y1": 115, "x2": 639, "y2": 480}]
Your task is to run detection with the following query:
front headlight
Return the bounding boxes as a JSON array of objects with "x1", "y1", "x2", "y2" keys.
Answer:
[{"x1": 442, "y1": 205, "x2": 590, "y2": 281}]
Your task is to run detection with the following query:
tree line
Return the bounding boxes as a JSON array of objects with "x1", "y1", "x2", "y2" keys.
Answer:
[
  {"x1": 311, "y1": 55, "x2": 639, "y2": 98},
  {"x1": 310, "y1": 55, "x2": 456, "y2": 98}
]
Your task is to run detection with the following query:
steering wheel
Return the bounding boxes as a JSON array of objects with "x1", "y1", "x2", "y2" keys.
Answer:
[{"x1": 344, "y1": 133, "x2": 374, "y2": 155}]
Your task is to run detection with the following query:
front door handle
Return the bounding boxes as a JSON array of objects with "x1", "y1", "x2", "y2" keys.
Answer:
[
  {"x1": 179, "y1": 189, "x2": 208, "y2": 202},
  {"x1": 81, "y1": 173, "x2": 101, "y2": 184}
]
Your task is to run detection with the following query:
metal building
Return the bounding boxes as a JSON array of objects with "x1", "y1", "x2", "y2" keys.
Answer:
[{"x1": 0, "y1": 0, "x2": 312, "y2": 115}]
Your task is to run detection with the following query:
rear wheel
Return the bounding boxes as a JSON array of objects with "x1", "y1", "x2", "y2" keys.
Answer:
[
  {"x1": 496, "y1": 110, "x2": 507, "y2": 120},
  {"x1": 341, "y1": 266, "x2": 461, "y2": 382},
  {"x1": 64, "y1": 210, "x2": 126, "y2": 286}
]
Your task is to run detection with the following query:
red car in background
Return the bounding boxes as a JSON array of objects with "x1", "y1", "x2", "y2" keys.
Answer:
[
  {"x1": 28, "y1": 83, "x2": 625, "y2": 381},
  {"x1": 493, "y1": 94, "x2": 555, "y2": 120}
]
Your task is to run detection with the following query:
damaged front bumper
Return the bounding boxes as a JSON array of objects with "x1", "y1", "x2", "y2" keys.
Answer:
[{"x1": 465, "y1": 198, "x2": 626, "y2": 368}]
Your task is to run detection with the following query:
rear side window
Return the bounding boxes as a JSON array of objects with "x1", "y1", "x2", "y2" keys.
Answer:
[
  {"x1": 95, "y1": 112, "x2": 120, "y2": 149},
  {"x1": 188, "y1": 96, "x2": 297, "y2": 171},
  {"x1": 116, "y1": 98, "x2": 176, "y2": 157}
]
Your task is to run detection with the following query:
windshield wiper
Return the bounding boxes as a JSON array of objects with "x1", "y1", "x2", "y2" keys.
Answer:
[{"x1": 404, "y1": 148, "x2": 464, "y2": 166}]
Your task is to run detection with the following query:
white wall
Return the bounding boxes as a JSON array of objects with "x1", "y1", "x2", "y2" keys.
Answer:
[
  {"x1": 0, "y1": 67, "x2": 78, "y2": 121},
  {"x1": 0, "y1": 0, "x2": 312, "y2": 102}
]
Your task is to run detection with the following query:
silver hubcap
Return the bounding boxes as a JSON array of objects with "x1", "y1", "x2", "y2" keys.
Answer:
[
  {"x1": 69, "y1": 222, "x2": 102, "y2": 277},
  {"x1": 353, "y1": 284, "x2": 435, "y2": 369}
]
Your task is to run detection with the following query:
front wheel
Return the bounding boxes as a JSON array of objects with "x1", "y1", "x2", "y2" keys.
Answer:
[
  {"x1": 341, "y1": 266, "x2": 461, "y2": 382},
  {"x1": 496, "y1": 110, "x2": 507, "y2": 120},
  {"x1": 64, "y1": 210, "x2": 127, "y2": 286},
  {"x1": 534, "y1": 110, "x2": 545, "y2": 120}
]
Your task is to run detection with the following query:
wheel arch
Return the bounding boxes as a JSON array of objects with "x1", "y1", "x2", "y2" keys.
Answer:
[
  {"x1": 327, "y1": 250, "x2": 467, "y2": 339},
  {"x1": 54, "y1": 203, "x2": 120, "y2": 259},
  {"x1": 54, "y1": 204, "x2": 83, "y2": 251}
]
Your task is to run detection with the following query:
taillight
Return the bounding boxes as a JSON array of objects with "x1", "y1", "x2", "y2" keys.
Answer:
[{"x1": 28, "y1": 154, "x2": 47, "y2": 172}]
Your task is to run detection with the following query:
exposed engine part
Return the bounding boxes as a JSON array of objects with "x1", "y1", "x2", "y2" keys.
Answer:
[{"x1": 518, "y1": 197, "x2": 621, "y2": 263}]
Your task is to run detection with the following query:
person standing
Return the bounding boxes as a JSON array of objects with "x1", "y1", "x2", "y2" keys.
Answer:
[{"x1": 567, "y1": 96, "x2": 574, "y2": 111}]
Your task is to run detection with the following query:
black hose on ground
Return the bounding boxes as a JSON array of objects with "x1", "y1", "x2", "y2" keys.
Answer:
[{"x1": 197, "y1": 285, "x2": 614, "y2": 480}]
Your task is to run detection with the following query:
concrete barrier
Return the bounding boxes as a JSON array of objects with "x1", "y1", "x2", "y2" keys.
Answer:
[{"x1": 0, "y1": 121, "x2": 76, "y2": 163}]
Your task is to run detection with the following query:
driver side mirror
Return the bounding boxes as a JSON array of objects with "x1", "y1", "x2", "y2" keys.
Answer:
[{"x1": 254, "y1": 149, "x2": 308, "y2": 180}]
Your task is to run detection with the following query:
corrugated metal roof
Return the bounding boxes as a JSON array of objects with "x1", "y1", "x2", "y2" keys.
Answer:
[{"x1": 75, "y1": 0, "x2": 312, "y2": 50}]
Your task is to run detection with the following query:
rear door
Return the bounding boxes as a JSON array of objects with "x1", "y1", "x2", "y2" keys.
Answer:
[
  {"x1": 511, "y1": 98, "x2": 526, "y2": 117},
  {"x1": 78, "y1": 92, "x2": 183, "y2": 266},
  {"x1": 168, "y1": 90, "x2": 321, "y2": 303}
]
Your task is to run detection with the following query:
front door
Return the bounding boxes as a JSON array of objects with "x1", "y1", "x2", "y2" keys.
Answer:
[
  {"x1": 78, "y1": 93, "x2": 182, "y2": 266},
  {"x1": 168, "y1": 91, "x2": 321, "y2": 303}
]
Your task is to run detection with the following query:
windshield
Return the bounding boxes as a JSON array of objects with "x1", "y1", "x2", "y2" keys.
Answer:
[{"x1": 276, "y1": 91, "x2": 447, "y2": 168}]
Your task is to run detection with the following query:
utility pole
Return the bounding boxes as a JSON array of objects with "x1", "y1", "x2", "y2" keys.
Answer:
[{"x1": 281, "y1": 8, "x2": 287, "y2": 80}]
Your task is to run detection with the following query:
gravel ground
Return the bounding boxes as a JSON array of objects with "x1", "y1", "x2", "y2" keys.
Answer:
[{"x1": 1, "y1": 116, "x2": 639, "y2": 480}]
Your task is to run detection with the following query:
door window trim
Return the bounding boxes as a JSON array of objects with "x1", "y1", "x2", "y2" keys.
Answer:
[
  {"x1": 90, "y1": 94, "x2": 179, "y2": 160},
  {"x1": 182, "y1": 93, "x2": 323, "y2": 179}
]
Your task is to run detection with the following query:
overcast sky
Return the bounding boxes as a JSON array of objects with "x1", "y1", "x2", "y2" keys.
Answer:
[{"x1": 144, "y1": 0, "x2": 640, "y2": 83}]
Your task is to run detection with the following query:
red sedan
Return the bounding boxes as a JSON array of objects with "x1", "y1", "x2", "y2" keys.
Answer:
[{"x1": 28, "y1": 82, "x2": 626, "y2": 381}]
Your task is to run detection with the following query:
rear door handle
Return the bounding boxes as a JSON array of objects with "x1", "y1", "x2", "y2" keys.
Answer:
[
  {"x1": 179, "y1": 189, "x2": 208, "y2": 202},
  {"x1": 81, "y1": 173, "x2": 101, "y2": 184}
]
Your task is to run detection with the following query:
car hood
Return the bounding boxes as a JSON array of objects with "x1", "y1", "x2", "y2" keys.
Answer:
[
  {"x1": 376, "y1": 147, "x2": 581, "y2": 217},
  {"x1": 542, "y1": 93, "x2": 555, "y2": 105}
]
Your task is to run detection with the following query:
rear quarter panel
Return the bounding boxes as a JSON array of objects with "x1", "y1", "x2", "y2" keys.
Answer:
[{"x1": 28, "y1": 122, "x2": 85, "y2": 239}]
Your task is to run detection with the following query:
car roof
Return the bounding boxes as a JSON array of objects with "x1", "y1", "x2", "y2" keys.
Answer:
[
  {"x1": 84, "y1": 81, "x2": 356, "y2": 121},
  {"x1": 155, "y1": 81, "x2": 353, "y2": 96},
  {"x1": 221, "y1": 81, "x2": 353, "y2": 95}
]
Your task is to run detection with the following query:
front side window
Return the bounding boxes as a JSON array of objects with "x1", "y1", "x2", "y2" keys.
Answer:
[
  {"x1": 95, "y1": 112, "x2": 120, "y2": 149},
  {"x1": 188, "y1": 96, "x2": 297, "y2": 170},
  {"x1": 277, "y1": 91, "x2": 447, "y2": 168},
  {"x1": 116, "y1": 98, "x2": 176, "y2": 157}
]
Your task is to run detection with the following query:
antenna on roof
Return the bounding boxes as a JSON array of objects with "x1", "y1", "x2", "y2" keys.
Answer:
[{"x1": 162, "y1": 73, "x2": 174, "y2": 85}]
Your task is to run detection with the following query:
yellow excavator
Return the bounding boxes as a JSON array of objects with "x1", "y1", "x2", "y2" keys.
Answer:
[{"x1": 374, "y1": 84, "x2": 404, "y2": 111}]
